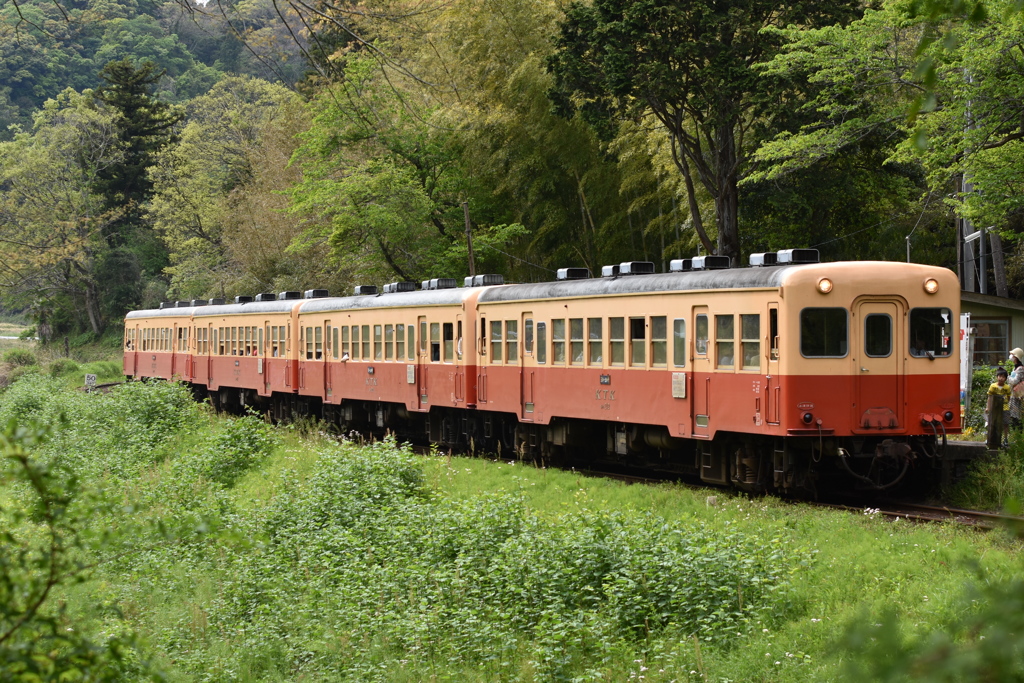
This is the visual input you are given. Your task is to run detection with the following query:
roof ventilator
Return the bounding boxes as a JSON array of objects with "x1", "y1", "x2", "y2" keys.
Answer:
[
  {"x1": 176, "y1": 301, "x2": 191, "y2": 307},
  {"x1": 384, "y1": 282, "x2": 418, "y2": 294},
  {"x1": 234, "y1": 295, "x2": 254, "y2": 304},
  {"x1": 278, "y1": 291, "x2": 302, "y2": 300},
  {"x1": 208, "y1": 298, "x2": 226, "y2": 305},
  {"x1": 254, "y1": 293, "x2": 276, "y2": 302},
  {"x1": 690, "y1": 255, "x2": 731, "y2": 270},
  {"x1": 304, "y1": 289, "x2": 329, "y2": 298},
  {"x1": 619, "y1": 261, "x2": 655, "y2": 275},
  {"x1": 159, "y1": 302, "x2": 174, "y2": 309},
  {"x1": 464, "y1": 274, "x2": 505, "y2": 287},
  {"x1": 353, "y1": 285, "x2": 378, "y2": 295},
  {"x1": 749, "y1": 252, "x2": 779, "y2": 267},
  {"x1": 669, "y1": 258, "x2": 693, "y2": 272},
  {"x1": 190, "y1": 299, "x2": 208, "y2": 307},
  {"x1": 601, "y1": 264, "x2": 620, "y2": 277},
  {"x1": 422, "y1": 278, "x2": 457, "y2": 290},
  {"x1": 776, "y1": 248, "x2": 820, "y2": 264},
  {"x1": 556, "y1": 267, "x2": 591, "y2": 280}
]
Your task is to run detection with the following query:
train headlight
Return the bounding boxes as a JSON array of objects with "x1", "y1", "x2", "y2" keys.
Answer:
[
  {"x1": 924, "y1": 278, "x2": 939, "y2": 294},
  {"x1": 817, "y1": 278, "x2": 833, "y2": 294}
]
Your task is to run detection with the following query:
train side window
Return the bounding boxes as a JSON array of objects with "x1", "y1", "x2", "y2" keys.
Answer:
[
  {"x1": 395, "y1": 324, "x2": 404, "y2": 359},
  {"x1": 385, "y1": 325, "x2": 394, "y2": 360},
  {"x1": 374, "y1": 324, "x2": 382, "y2": 360},
  {"x1": 245, "y1": 326, "x2": 252, "y2": 355},
  {"x1": 741, "y1": 314, "x2": 760, "y2": 370},
  {"x1": 865, "y1": 314, "x2": 892, "y2": 358},
  {"x1": 420, "y1": 321, "x2": 427, "y2": 356},
  {"x1": 351, "y1": 326, "x2": 360, "y2": 360},
  {"x1": 259, "y1": 327, "x2": 264, "y2": 356},
  {"x1": 651, "y1": 316, "x2": 667, "y2": 366},
  {"x1": 610, "y1": 317, "x2": 624, "y2": 365},
  {"x1": 316, "y1": 326, "x2": 324, "y2": 359},
  {"x1": 570, "y1": 318, "x2": 584, "y2": 364},
  {"x1": 629, "y1": 317, "x2": 646, "y2": 366},
  {"x1": 673, "y1": 319, "x2": 686, "y2": 367},
  {"x1": 232, "y1": 327, "x2": 238, "y2": 356},
  {"x1": 430, "y1": 322, "x2": 441, "y2": 362},
  {"x1": 716, "y1": 315, "x2": 734, "y2": 368},
  {"x1": 341, "y1": 326, "x2": 349, "y2": 358},
  {"x1": 525, "y1": 319, "x2": 534, "y2": 355},
  {"x1": 443, "y1": 322, "x2": 454, "y2": 362},
  {"x1": 695, "y1": 315, "x2": 708, "y2": 355},
  {"x1": 457, "y1": 320, "x2": 463, "y2": 360},
  {"x1": 800, "y1": 308, "x2": 848, "y2": 357},
  {"x1": 491, "y1": 320, "x2": 503, "y2": 362},
  {"x1": 552, "y1": 319, "x2": 565, "y2": 364},
  {"x1": 506, "y1": 320, "x2": 518, "y2": 362},
  {"x1": 305, "y1": 326, "x2": 313, "y2": 359},
  {"x1": 333, "y1": 326, "x2": 339, "y2": 359},
  {"x1": 286, "y1": 324, "x2": 290, "y2": 354},
  {"x1": 408, "y1": 325, "x2": 415, "y2": 360},
  {"x1": 909, "y1": 308, "x2": 953, "y2": 357},
  {"x1": 537, "y1": 322, "x2": 547, "y2": 364},
  {"x1": 588, "y1": 318, "x2": 603, "y2": 365},
  {"x1": 361, "y1": 324, "x2": 371, "y2": 359}
]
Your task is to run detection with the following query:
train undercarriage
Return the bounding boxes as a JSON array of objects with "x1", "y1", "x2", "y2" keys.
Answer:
[{"x1": 195, "y1": 384, "x2": 967, "y2": 497}]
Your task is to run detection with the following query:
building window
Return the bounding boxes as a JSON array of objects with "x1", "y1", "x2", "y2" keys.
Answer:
[{"x1": 972, "y1": 317, "x2": 1009, "y2": 366}]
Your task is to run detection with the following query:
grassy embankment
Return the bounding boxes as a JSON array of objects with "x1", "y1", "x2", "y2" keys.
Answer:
[{"x1": 1, "y1": 370, "x2": 1023, "y2": 681}]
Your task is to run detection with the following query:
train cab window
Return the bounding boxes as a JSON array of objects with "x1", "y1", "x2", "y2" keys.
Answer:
[
  {"x1": 490, "y1": 320, "x2": 503, "y2": 362},
  {"x1": 651, "y1": 316, "x2": 667, "y2": 366},
  {"x1": 570, "y1": 318, "x2": 584, "y2": 364},
  {"x1": 865, "y1": 314, "x2": 892, "y2": 357},
  {"x1": 506, "y1": 320, "x2": 518, "y2": 363},
  {"x1": 385, "y1": 325, "x2": 394, "y2": 360},
  {"x1": 610, "y1": 317, "x2": 625, "y2": 365},
  {"x1": 716, "y1": 315, "x2": 735, "y2": 369},
  {"x1": 395, "y1": 325, "x2": 404, "y2": 359},
  {"x1": 361, "y1": 325, "x2": 371, "y2": 359},
  {"x1": 552, "y1": 319, "x2": 566, "y2": 364},
  {"x1": 443, "y1": 323, "x2": 454, "y2": 362},
  {"x1": 629, "y1": 317, "x2": 646, "y2": 366},
  {"x1": 373, "y1": 325, "x2": 382, "y2": 360},
  {"x1": 741, "y1": 314, "x2": 760, "y2": 370},
  {"x1": 286, "y1": 324, "x2": 290, "y2": 354},
  {"x1": 770, "y1": 309, "x2": 779, "y2": 361},
  {"x1": 408, "y1": 324, "x2": 415, "y2": 360},
  {"x1": 673, "y1": 319, "x2": 686, "y2": 367},
  {"x1": 588, "y1": 318, "x2": 603, "y2": 365},
  {"x1": 695, "y1": 315, "x2": 708, "y2": 356},
  {"x1": 537, "y1": 322, "x2": 547, "y2": 364},
  {"x1": 430, "y1": 323, "x2": 442, "y2": 362},
  {"x1": 800, "y1": 308, "x2": 848, "y2": 357},
  {"x1": 341, "y1": 326, "x2": 349, "y2": 358},
  {"x1": 332, "y1": 326, "x2": 339, "y2": 359},
  {"x1": 316, "y1": 326, "x2": 324, "y2": 359},
  {"x1": 457, "y1": 320, "x2": 463, "y2": 360},
  {"x1": 910, "y1": 308, "x2": 953, "y2": 358},
  {"x1": 525, "y1": 319, "x2": 534, "y2": 355}
]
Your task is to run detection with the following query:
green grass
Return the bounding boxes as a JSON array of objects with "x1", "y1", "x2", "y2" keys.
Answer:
[{"x1": 2, "y1": 377, "x2": 1023, "y2": 682}]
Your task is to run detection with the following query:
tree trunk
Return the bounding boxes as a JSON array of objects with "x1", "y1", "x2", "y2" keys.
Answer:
[
  {"x1": 714, "y1": 123, "x2": 741, "y2": 266},
  {"x1": 84, "y1": 281, "x2": 103, "y2": 335},
  {"x1": 990, "y1": 231, "x2": 1008, "y2": 298}
]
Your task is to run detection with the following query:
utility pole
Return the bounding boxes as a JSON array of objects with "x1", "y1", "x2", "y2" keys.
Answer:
[{"x1": 463, "y1": 201, "x2": 476, "y2": 277}]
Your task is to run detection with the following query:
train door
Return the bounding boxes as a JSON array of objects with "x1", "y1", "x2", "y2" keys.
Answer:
[
  {"x1": 125, "y1": 324, "x2": 138, "y2": 376},
  {"x1": 520, "y1": 312, "x2": 534, "y2": 420},
  {"x1": 454, "y1": 315, "x2": 465, "y2": 404},
  {"x1": 171, "y1": 323, "x2": 179, "y2": 378},
  {"x1": 853, "y1": 299, "x2": 903, "y2": 431},
  {"x1": 765, "y1": 303, "x2": 781, "y2": 424},
  {"x1": 417, "y1": 316, "x2": 429, "y2": 408},
  {"x1": 324, "y1": 321, "x2": 333, "y2": 400},
  {"x1": 692, "y1": 306, "x2": 711, "y2": 436}
]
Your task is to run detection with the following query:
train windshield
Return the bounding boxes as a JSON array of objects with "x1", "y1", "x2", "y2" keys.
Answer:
[
  {"x1": 800, "y1": 308, "x2": 848, "y2": 357},
  {"x1": 909, "y1": 308, "x2": 953, "y2": 358}
]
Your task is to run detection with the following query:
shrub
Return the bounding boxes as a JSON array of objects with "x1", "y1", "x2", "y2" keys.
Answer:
[
  {"x1": 3, "y1": 348, "x2": 37, "y2": 366},
  {"x1": 48, "y1": 358, "x2": 81, "y2": 378},
  {"x1": 188, "y1": 414, "x2": 277, "y2": 487}
]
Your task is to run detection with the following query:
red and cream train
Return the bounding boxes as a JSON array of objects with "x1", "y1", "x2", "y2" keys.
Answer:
[{"x1": 124, "y1": 251, "x2": 964, "y2": 493}]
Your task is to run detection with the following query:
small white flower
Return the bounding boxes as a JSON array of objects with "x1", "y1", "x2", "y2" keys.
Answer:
[{"x1": 811, "y1": 618, "x2": 821, "y2": 623}]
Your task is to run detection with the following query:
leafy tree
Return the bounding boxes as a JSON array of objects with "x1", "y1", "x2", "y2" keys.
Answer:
[
  {"x1": 0, "y1": 90, "x2": 122, "y2": 336},
  {"x1": 548, "y1": 0, "x2": 863, "y2": 264}
]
